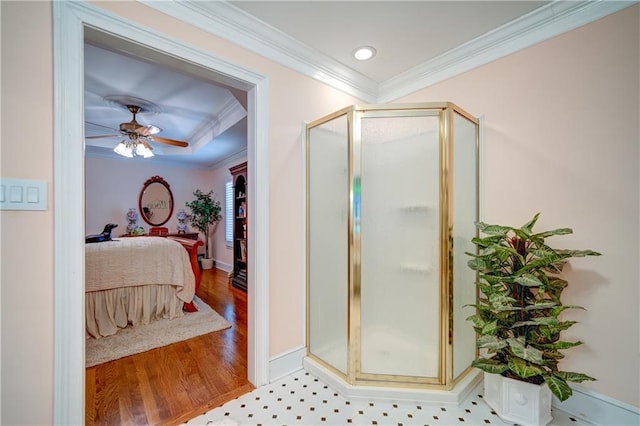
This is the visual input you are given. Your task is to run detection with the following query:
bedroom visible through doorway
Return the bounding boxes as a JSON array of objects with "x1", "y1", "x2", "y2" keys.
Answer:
[
  {"x1": 82, "y1": 26, "x2": 251, "y2": 424},
  {"x1": 53, "y1": 2, "x2": 270, "y2": 423}
]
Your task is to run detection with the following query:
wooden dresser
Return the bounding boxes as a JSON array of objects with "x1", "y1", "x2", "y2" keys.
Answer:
[{"x1": 120, "y1": 232, "x2": 199, "y2": 240}]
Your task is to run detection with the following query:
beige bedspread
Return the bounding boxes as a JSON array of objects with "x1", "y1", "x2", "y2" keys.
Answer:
[{"x1": 85, "y1": 236, "x2": 195, "y2": 302}]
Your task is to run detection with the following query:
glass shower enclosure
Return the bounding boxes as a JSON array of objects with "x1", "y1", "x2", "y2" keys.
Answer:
[{"x1": 306, "y1": 103, "x2": 479, "y2": 390}]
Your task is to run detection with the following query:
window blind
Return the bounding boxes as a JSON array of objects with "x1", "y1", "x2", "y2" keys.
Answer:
[{"x1": 225, "y1": 180, "x2": 233, "y2": 246}]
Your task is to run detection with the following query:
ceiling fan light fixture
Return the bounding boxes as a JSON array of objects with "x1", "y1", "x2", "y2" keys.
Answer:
[
  {"x1": 136, "y1": 142, "x2": 154, "y2": 158},
  {"x1": 87, "y1": 101, "x2": 189, "y2": 157},
  {"x1": 114, "y1": 141, "x2": 134, "y2": 158},
  {"x1": 353, "y1": 46, "x2": 376, "y2": 61},
  {"x1": 113, "y1": 138, "x2": 154, "y2": 159}
]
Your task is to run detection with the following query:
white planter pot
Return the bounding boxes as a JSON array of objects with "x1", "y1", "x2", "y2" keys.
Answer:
[
  {"x1": 483, "y1": 373, "x2": 552, "y2": 426},
  {"x1": 201, "y1": 258, "x2": 214, "y2": 270}
]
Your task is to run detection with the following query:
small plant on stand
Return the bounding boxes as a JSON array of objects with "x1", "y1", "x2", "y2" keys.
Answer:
[{"x1": 185, "y1": 189, "x2": 222, "y2": 269}]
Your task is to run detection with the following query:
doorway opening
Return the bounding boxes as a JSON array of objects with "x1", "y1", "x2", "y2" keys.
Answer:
[{"x1": 53, "y1": 2, "x2": 269, "y2": 424}]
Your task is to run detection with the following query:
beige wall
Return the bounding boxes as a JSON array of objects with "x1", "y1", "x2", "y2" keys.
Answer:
[
  {"x1": 88, "y1": 0, "x2": 359, "y2": 356},
  {"x1": 2, "y1": 1, "x2": 357, "y2": 424},
  {"x1": 396, "y1": 6, "x2": 639, "y2": 406},
  {"x1": 1, "y1": 1, "x2": 638, "y2": 424},
  {"x1": 1, "y1": 2, "x2": 55, "y2": 424}
]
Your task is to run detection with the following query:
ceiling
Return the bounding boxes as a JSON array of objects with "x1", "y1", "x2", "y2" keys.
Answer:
[
  {"x1": 229, "y1": 1, "x2": 548, "y2": 83},
  {"x1": 84, "y1": 39, "x2": 249, "y2": 169},
  {"x1": 84, "y1": 0, "x2": 608, "y2": 168}
]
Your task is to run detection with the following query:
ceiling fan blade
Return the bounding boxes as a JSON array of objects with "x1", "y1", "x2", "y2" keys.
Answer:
[
  {"x1": 85, "y1": 121, "x2": 120, "y2": 132},
  {"x1": 136, "y1": 124, "x2": 161, "y2": 137},
  {"x1": 150, "y1": 135, "x2": 189, "y2": 148},
  {"x1": 85, "y1": 134, "x2": 122, "y2": 139}
]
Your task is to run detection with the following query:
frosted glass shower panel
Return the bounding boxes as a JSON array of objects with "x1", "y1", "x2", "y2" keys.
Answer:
[
  {"x1": 359, "y1": 113, "x2": 441, "y2": 378},
  {"x1": 306, "y1": 103, "x2": 480, "y2": 390},
  {"x1": 307, "y1": 114, "x2": 350, "y2": 374},
  {"x1": 452, "y1": 112, "x2": 479, "y2": 378}
]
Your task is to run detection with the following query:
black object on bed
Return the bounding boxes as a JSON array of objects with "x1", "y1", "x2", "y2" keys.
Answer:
[{"x1": 85, "y1": 223, "x2": 118, "y2": 243}]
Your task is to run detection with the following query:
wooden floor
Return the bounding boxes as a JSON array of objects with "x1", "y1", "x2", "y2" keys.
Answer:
[{"x1": 85, "y1": 268, "x2": 253, "y2": 426}]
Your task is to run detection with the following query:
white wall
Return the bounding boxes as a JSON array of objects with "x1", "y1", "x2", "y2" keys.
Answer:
[
  {"x1": 85, "y1": 154, "x2": 246, "y2": 268},
  {"x1": 396, "y1": 6, "x2": 639, "y2": 407},
  {"x1": 85, "y1": 157, "x2": 211, "y2": 236}
]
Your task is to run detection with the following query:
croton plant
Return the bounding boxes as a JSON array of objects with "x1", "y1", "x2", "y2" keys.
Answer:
[{"x1": 466, "y1": 213, "x2": 600, "y2": 401}]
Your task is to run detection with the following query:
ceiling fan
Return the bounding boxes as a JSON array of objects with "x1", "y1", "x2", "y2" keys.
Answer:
[{"x1": 86, "y1": 104, "x2": 189, "y2": 158}]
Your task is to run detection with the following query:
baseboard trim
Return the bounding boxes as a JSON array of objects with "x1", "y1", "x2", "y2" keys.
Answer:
[
  {"x1": 267, "y1": 347, "x2": 640, "y2": 425},
  {"x1": 269, "y1": 346, "x2": 306, "y2": 382},
  {"x1": 552, "y1": 384, "x2": 640, "y2": 425},
  {"x1": 304, "y1": 357, "x2": 483, "y2": 405},
  {"x1": 214, "y1": 260, "x2": 232, "y2": 273}
]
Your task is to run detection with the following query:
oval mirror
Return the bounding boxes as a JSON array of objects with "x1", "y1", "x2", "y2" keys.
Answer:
[{"x1": 138, "y1": 176, "x2": 174, "y2": 226}]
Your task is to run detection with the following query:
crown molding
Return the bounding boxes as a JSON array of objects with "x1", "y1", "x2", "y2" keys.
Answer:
[
  {"x1": 141, "y1": 0, "x2": 636, "y2": 103},
  {"x1": 207, "y1": 148, "x2": 248, "y2": 170},
  {"x1": 377, "y1": 1, "x2": 636, "y2": 102},
  {"x1": 140, "y1": 0, "x2": 379, "y2": 102},
  {"x1": 189, "y1": 97, "x2": 247, "y2": 151},
  {"x1": 54, "y1": 4, "x2": 271, "y2": 424}
]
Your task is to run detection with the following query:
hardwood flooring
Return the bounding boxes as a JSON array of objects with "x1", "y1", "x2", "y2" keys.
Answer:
[{"x1": 85, "y1": 268, "x2": 253, "y2": 426}]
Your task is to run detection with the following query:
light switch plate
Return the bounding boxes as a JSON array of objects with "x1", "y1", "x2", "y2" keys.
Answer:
[{"x1": 0, "y1": 178, "x2": 48, "y2": 211}]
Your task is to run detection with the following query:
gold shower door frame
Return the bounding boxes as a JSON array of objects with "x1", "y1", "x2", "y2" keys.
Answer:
[{"x1": 305, "y1": 102, "x2": 480, "y2": 390}]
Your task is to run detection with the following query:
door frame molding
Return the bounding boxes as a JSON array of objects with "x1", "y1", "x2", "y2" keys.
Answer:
[{"x1": 53, "y1": 2, "x2": 270, "y2": 424}]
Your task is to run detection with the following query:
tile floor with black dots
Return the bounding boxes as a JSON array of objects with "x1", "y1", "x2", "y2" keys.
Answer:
[{"x1": 184, "y1": 370, "x2": 591, "y2": 426}]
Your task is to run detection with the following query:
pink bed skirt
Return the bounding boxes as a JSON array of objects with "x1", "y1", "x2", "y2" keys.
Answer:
[{"x1": 86, "y1": 284, "x2": 184, "y2": 339}]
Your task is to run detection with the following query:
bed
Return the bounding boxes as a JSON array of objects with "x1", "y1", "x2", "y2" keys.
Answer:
[{"x1": 85, "y1": 236, "x2": 203, "y2": 338}]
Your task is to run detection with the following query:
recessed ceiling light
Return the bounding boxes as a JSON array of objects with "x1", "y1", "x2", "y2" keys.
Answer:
[{"x1": 353, "y1": 46, "x2": 376, "y2": 61}]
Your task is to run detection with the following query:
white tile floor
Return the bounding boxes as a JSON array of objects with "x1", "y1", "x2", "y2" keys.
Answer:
[{"x1": 184, "y1": 370, "x2": 591, "y2": 426}]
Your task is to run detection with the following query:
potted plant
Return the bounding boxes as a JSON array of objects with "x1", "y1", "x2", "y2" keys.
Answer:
[
  {"x1": 466, "y1": 213, "x2": 600, "y2": 426},
  {"x1": 185, "y1": 189, "x2": 222, "y2": 270}
]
